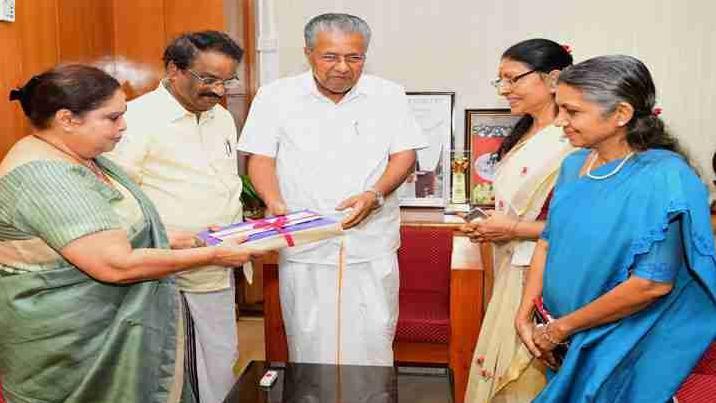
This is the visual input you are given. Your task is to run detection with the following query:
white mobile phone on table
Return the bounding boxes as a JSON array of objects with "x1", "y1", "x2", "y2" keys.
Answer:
[{"x1": 464, "y1": 206, "x2": 489, "y2": 222}]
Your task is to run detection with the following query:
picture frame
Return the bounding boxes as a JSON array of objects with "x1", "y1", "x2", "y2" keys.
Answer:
[
  {"x1": 397, "y1": 91, "x2": 455, "y2": 207},
  {"x1": 465, "y1": 109, "x2": 520, "y2": 206}
]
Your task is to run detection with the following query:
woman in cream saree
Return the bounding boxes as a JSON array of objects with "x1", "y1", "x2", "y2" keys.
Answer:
[
  {"x1": 465, "y1": 125, "x2": 573, "y2": 402},
  {"x1": 462, "y1": 39, "x2": 574, "y2": 402}
]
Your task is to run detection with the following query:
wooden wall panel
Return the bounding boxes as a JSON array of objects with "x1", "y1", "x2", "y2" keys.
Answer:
[
  {"x1": 112, "y1": 0, "x2": 166, "y2": 98},
  {"x1": 56, "y1": 0, "x2": 114, "y2": 62},
  {"x1": 0, "y1": 21, "x2": 27, "y2": 157},
  {"x1": 18, "y1": 1, "x2": 59, "y2": 75},
  {"x1": 164, "y1": 0, "x2": 226, "y2": 41},
  {"x1": 1, "y1": 0, "x2": 232, "y2": 160},
  {"x1": 0, "y1": 0, "x2": 60, "y2": 157},
  {"x1": 113, "y1": 0, "x2": 165, "y2": 70}
]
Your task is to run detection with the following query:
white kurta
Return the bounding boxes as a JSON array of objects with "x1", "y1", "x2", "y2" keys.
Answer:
[{"x1": 238, "y1": 71, "x2": 426, "y2": 365}]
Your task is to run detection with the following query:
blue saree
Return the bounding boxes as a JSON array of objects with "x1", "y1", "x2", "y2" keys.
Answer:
[{"x1": 536, "y1": 149, "x2": 716, "y2": 402}]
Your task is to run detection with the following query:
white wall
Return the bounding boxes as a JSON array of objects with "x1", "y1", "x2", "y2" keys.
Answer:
[{"x1": 269, "y1": 0, "x2": 716, "y2": 194}]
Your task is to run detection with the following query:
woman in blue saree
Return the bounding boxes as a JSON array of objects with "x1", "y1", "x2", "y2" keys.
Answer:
[
  {"x1": 1, "y1": 65, "x2": 259, "y2": 402},
  {"x1": 515, "y1": 55, "x2": 716, "y2": 402}
]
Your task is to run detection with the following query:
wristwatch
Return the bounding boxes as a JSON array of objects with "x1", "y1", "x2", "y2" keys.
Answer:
[{"x1": 365, "y1": 187, "x2": 384, "y2": 208}]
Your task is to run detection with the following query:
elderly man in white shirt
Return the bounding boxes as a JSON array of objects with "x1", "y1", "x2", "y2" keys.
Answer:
[
  {"x1": 238, "y1": 13, "x2": 427, "y2": 366},
  {"x1": 107, "y1": 31, "x2": 245, "y2": 403}
]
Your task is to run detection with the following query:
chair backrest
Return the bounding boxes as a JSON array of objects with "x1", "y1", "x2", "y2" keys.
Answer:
[
  {"x1": 397, "y1": 226, "x2": 453, "y2": 296},
  {"x1": 692, "y1": 342, "x2": 716, "y2": 375}
]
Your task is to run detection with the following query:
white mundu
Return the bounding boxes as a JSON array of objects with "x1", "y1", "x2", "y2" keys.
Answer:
[{"x1": 239, "y1": 71, "x2": 427, "y2": 366}]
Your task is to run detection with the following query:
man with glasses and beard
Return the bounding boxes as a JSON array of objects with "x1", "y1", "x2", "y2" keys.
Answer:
[{"x1": 108, "y1": 30, "x2": 245, "y2": 403}]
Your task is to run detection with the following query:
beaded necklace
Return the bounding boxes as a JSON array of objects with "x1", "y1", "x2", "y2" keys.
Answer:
[{"x1": 585, "y1": 151, "x2": 635, "y2": 180}]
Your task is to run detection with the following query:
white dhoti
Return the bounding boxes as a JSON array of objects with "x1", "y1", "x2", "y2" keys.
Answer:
[
  {"x1": 279, "y1": 253, "x2": 399, "y2": 366},
  {"x1": 183, "y1": 280, "x2": 238, "y2": 403}
]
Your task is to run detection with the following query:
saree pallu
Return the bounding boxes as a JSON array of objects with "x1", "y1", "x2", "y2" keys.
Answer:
[
  {"x1": 536, "y1": 149, "x2": 716, "y2": 402},
  {"x1": 465, "y1": 125, "x2": 574, "y2": 403},
  {"x1": 0, "y1": 157, "x2": 189, "y2": 403}
]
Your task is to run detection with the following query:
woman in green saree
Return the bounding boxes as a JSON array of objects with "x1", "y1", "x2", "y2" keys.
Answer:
[{"x1": 0, "y1": 64, "x2": 259, "y2": 403}]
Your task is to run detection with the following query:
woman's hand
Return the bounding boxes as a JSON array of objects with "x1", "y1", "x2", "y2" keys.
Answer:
[
  {"x1": 478, "y1": 211, "x2": 519, "y2": 242},
  {"x1": 461, "y1": 211, "x2": 518, "y2": 243},
  {"x1": 516, "y1": 312, "x2": 562, "y2": 370},
  {"x1": 211, "y1": 236, "x2": 265, "y2": 267},
  {"x1": 515, "y1": 314, "x2": 542, "y2": 359},
  {"x1": 167, "y1": 230, "x2": 204, "y2": 249},
  {"x1": 532, "y1": 320, "x2": 569, "y2": 370}
]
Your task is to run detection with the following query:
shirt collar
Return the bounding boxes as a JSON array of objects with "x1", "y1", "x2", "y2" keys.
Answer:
[
  {"x1": 299, "y1": 71, "x2": 370, "y2": 104},
  {"x1": 157, "y1": 80, "x2": 216, "y2": 123}
]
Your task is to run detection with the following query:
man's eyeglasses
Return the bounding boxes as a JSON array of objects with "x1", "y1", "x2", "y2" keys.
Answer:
[
  {"x1": 185, "y1": 68, "x2": 240, "y2": 88},
  {"x1": 490, "y1": 70, "x2": 537, "y2": 89},
  {"x1": 317, "y1": 53, "x2": 366, "y2": 65}
]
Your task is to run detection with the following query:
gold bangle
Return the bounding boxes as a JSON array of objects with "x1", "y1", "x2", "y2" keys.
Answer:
[{"x1": 541, "y1": 322, "x2": 568, "y2": 346}]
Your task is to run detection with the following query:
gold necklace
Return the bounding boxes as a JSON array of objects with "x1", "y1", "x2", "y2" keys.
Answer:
[{"x1": 34, "y1": 135, "x2": 115, "y2": 188}]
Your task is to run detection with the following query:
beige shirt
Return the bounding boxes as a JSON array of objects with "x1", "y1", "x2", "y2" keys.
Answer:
[
  {"x1": 107, "y1": 84, "x2": 244, "y2": 292},
  {"x1": 238, "y1": 72, "x2": 426, "y2": 264}
]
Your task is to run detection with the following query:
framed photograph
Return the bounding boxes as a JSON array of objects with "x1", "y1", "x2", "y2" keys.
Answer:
[
  {"x1": 465, "y1": 109, "x2": 520, "y2": 206},
  {"x1": 397, "y1": 91, "x2": 455, "y2": 207}
]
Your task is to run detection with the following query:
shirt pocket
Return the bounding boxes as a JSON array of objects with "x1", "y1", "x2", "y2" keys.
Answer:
[
  {"x1": 340, "y1": 118, "x2": 391, "y2": 180},
  {"x1": 208, "y1": 137, "x2": 241, "y2": 190},
  {"x1": 279, "y1": 118, "x2": 322, "y2": 153}
]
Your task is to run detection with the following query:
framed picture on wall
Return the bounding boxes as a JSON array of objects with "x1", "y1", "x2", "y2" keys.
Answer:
[
  {"x1": 397, "y1": 91, "x2": 455, "y2": 207},
  {"x1": 465, "y1": 109, "x2": 520, "y2": 206}
]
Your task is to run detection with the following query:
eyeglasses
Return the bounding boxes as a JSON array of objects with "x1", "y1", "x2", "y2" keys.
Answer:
[
  {"x1": 185, "y1": 68, "x2": 240, "y2": 88},
  {"x1": 490, "y1": 70, "x2": 537, "y2": 89},
  {"x1": 317, "y1": 53, "x2": 366, "y2": 65}
]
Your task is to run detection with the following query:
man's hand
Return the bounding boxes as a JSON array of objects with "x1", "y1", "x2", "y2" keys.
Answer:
[
  {"x1": 265, "y1": 200, "x2": 288, "y2": 217},
  {"x1": 336, "y1": 191, "x2": 378, "y2": 230}
]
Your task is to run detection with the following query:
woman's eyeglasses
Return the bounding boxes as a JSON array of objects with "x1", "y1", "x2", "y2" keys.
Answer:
[{"x1": 490, "y1": 70, "x2": 537, "y2": 89}]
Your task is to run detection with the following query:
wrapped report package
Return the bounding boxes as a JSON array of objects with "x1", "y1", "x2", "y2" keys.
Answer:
[{"x1": 196, "y1": 210, "x2": 343, "y2": 252}]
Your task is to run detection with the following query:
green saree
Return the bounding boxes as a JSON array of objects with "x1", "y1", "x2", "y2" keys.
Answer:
[{"x1": 0, "y1": 156, "x2": 191, "y2": 403}]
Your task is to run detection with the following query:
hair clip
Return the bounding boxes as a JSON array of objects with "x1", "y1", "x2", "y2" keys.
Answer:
[
  {"x1": 9, "y1": 88, "x2": 23, "y2": 102},
  {"x1": 561, "y1": 44, "x2": 572, "y2": 54},
  {"x1": 651, "y1": 107, "x2": 662, "y2": 117}
]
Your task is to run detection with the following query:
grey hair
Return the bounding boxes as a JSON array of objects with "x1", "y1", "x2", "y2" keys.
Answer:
[
  {"x1": 558, "y1": 55, "x2": 656, "y2": 117},
  {"x1": 304, "y1": 13, "x2": 371, "y2": 49},
  {"x1": 558, "y1": 55, "x2": 687, "y2": 157}
]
